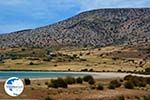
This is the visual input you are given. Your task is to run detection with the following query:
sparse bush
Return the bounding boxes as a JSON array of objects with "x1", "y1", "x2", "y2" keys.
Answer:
[
  {"x1": 9, "y1": 53, "x2": 18, "y2": 60},
  {"x1": 116, "y1": 95, "x2": 125, "y2": 100},
  {"x1": 83, "y1": 75, "x2": 94, "y2": 82},
  {"x1": 50, "y1": 78, "x2": 67, "y2": 88},
  {"x1": 73, "y1": 54, "x2": 78, "y2": 58},
  {"x1": 80, "y1": 58, "x2": 87, "y2": 61},
  {"x1": 54, "y1": 64, "x2": 57, "y2": 67},
  {"x1": 27, "y1": 57, "x2": 39, "y2": 60},
  {"x1": 110, "y1": 80, "x2": 121, "y2": 88},
  {"x1": 146, "y1": 77, "x2": 150, "y2": 84},
  {"x1": 124, "y1": 75, "x2": 147, "y2": 87},
  {"x1": 43, "y1": 58, "x2": 51, "y2": 61},
  {"x1": 145, "y1": 68, "x2": 150, "y2": 74},
  {"x1": 81, "y1": 68, "x2": 88, "y2": 72},
  {"x1": 45, "y1": 81, "x2": 48, "y2": 85},
  {"x1": 88, "y1": 79, "x2": 95, "y2": 85},
  {"x1": 64, "y1": 77, "x2": 76, "y2": 84},
  {"x1": 98, "y1": 48, "x2": 101, "y2": 51},
  {"x1": 24, "y1": 78, "x2": 31, "y2": 85},
  {"x1": 29, "y1": 62, "x2": 34, "y2": 65},
  {"x1": 86, "y1": 52, "x2": 90, "y2": 55},
  {"x1": 97, "y1": 83, "x2": 104, "y2": 90},
  {"x1": 89, "y1": 68, "x2": 93, "y2": 72},
  {"x1": 90, "y1": 85, "x2": 96, "y2": 89},
  {"x1": 124, "y1": 75, "x2": 133, "y2": 80},
  {"x1": 144, "y1": 96, "x2": 150, "y2": 100},
  {"x1": 37, "y1": 83, "x2": 41, "y2": 86},
  {"x1": 79, "y1": 53, "x2": 83, "y2": 56},
  {"x1": 124, "y1": 81, "x2": 134, "y2": 89},
  {"x1": 120, "y1": 79, "x2": 123, "y2": 82},
  {"x1": 117, "y1": 69, "x2": 122, "y2": 72},
  {"x1": 21, "y1": 48, "x2": 26, "y2": 51},
  {"x1": 112, "y1": 57, "x2": 119, "y2": 61},
  {"x1": 138, "y1": 81, "x2": 146, "y2": 87},
  {"x1": 45, "y1": 96, "x2": 53, "y2": 100},
  {"x1": 108, "y1": 83, "x2": 115, "y2": 89},
  {"x1": 76, "y1": 77, "x2": 83, "y2": 84}
]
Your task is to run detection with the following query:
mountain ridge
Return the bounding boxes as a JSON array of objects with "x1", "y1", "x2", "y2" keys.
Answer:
[{"x1": 0, "y1": 8, "x2": 150, "y2": 48}]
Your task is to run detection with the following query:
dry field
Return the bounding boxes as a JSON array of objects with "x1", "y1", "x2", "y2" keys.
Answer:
[
  {"x1": 0, "y1": 78, "x2": 150, "y2": 100},
  {"x1": 0, "y1": 43, "x2": 149, "y2": 72}
]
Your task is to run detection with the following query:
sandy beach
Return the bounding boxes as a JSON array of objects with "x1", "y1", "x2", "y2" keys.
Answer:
[{"x1": 0, "y1": 72, "x2": 150, "y2": 81}]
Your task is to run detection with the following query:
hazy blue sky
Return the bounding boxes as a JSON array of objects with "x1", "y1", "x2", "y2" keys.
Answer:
[{"x1": 0, "y1": 0, "x2": 149, "y2": 33}]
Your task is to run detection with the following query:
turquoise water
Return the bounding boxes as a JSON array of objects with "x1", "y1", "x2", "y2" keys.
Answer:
[{"x1": 0, "y1": 71, "x2": 88, "y2": 79}]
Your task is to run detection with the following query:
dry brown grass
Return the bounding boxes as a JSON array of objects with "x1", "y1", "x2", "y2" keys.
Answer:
[
  {"x1": 0, "y1": 78, "x2": 150, "y2": 100},
  {"x1": 0, "y1": 45, "x2": 149, "y2": 72}
]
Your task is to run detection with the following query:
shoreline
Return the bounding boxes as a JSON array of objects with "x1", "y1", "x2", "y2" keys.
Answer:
[
  {"x1": 0, "y1": 69, "x2": 149, "y2": 74},
  {"x1": 0, "y1": 72, "x2": 150, "y2": 82}
]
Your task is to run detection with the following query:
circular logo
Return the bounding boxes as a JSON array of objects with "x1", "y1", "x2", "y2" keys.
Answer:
[{"x1": 4, "y1": 77, "x2": 24, "y2": 97}]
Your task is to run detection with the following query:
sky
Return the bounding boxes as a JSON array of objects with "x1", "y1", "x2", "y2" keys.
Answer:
[{"x1": 0, "y1": 0, "x2": 149, "y2": 33}]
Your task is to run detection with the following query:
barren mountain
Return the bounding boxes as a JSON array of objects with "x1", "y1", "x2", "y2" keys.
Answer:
[{"x1": 0, "y1": 8, "x2": 150, "y2": 48}]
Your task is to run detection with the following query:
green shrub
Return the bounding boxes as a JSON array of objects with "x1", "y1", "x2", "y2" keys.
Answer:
[
  {"x1": 89, "y1": 68, "x2": 94, "y2": 72},
  {"x1": 24, "y1": 78, "x2": 31, "y2": 85},
  {"x1": 131, "y1": 77, "x2": 142, "y2": 87},
  {"x1": 124, "y1": 75, "x2": 147, "y2": 87},
  {"x1": 9, "y1": 53, "x2": 18, "y2": 60},
  {"x1": 50, "y1": 78, "x2": 67, "y2": 88},
  {"x1": 76, "y1": 77, "x2": 83, "y2": 84},
  {"x1": 81, "y1": 69, "x2": 88, "y2": 72},
  {"x1": 29, "y1": 62, "x2": 34, "y2": 65},
  {"x1": 97, "y1": 83, "x2": 104, "y2": 90},
  {"x1": 144, "y1": 96, "x2": 150, "y2": 100},
  {"x1": 45, "y1": 96, "x2": 53, "y2": 100},
  {"x1": 73, "y1": 54, "x2": 78, "y2": 58},
  {"x1": 80, "y1": 58, "x2": 87, "y2": 61},
  {"x1": 116, "y1": 95, "x2": 125, "y2": 100},
  {"x1": 124, "y1": 75, "x2": 133, "y2": 80},
  {"x1": 110, "y1": 80, "x2": 121, "y2": 88},
  {"x1": 21, "y1": 48, "x2": 26, "y2": 51},
  {"x1": 108, "y1": 80, "x2": 121, "y2": 89},
  {"x1": 64, "y1": 77, "x2": 76, "y2": 84},
  {"x1": 45, "y1": 81, "x2": 48, "y2": 85},
  {"x1": 83, "y1": 75, "x2": 94, "y2": 82},
  {"x1": 124, "y1": 81, "x2": 134, "y2": 89},
  {"x1": 145, "y1": 68, "x2": 150, "y2": 73},
  {"x1": 146, "y1": 77, "x2": 150, "y2": 84},
  {"x1": 138, "y1": 81, "x2": 146, "y2": 87},
  {"x1": 88, "y1": 79, "x2": 95, "y2": 85},
  {"x1": 108, "y1": 83, "x2": 115, "y2": 89}
]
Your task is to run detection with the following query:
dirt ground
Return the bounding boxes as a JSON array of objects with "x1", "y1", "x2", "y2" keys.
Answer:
[{"x1": 0, "y1": 79, "x2": 150, "y2": 100}]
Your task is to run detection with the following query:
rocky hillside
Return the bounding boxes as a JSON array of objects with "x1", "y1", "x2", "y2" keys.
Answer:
[{"x1": 0, "y1": 8, "x2": 150, "y2": 48}]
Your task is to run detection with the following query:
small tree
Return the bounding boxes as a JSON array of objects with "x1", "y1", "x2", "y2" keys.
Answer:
[
  {"x1": 97, "y1": 83, "x2": 104, "y2": 90},
  {"x1": 24, "y1": 78, "x2": 31, "y2": 85},
  {"x1": 88, "y1": 79, "x2": 95, "y2": 85},
  {"x1": 76, "y1": 77, "x2": 83, "y2": 84},
  {"x1": 29, "y1": 62, "x2": 34, "y2": 65},
  {"x1": 145, "y1": 68, "x2": 150, "y2": 73},
  {"x1": 110, "y1": 80, "x2": 121, "y2": 88},
  {"x1": 64, "y1": 77, "x2": 76, "y2": 84},
  {"x1": 89, "y1": 68, "x2": 93, "y2": 72},
  {"x1": 45, "y1": 96, "x2": 53, "y2": 100},
  {"x1": 50, "y1": 78, "x2": 67, "y2": 88},
  {"x1": 81, "y1": 68, "x2": 88, "y2": 72},
  {"x1": 83, "y1": 75, "x2": 94, "y2": 82},
  {"x1": 124, "y1": 81, "x2": 134, "y2": 89},
  {"x1": 108, "y1": 83, "x2": 115, "y2": 89}
]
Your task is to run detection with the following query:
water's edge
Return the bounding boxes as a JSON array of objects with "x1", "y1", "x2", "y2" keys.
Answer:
[{"x1": 0, "y1": 71, "x2": 150, "y2": 79}]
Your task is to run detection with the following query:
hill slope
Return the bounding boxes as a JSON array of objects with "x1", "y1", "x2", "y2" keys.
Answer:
[{"x1": 0, "y1": 8, "x2": 150, "y2": 48}]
